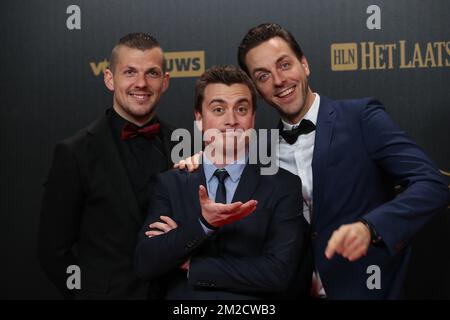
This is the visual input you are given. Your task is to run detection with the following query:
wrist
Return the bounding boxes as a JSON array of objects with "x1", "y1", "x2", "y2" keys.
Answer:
[
  {"x1": 359, "y1": 218, "x2": 382, "y2": 245},
  {"x1": 199, "y1": 213, "x2": 219, "y2": 230}
]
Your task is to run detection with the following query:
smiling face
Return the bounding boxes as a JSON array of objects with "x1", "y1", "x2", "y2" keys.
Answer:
[
  {"x1": 244, "y1": 36, "x2": 315, "y2": 124},
  {"x1": 195, "y1": 83, "x2": 255, "y2": 164},
  {"x1": 104, "y1": 45, "x2": 169, "y2": 126}
]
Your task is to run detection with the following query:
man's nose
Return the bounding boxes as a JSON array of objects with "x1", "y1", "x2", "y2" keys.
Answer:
[
  {"x1": 134, "y1": 73, "x2": 147, "y2": 88},
  {"x1": 272, "y1": 70, "x2": 286, "y2": 87},
  {"x1": 224, "y1": 109, "x2": 238, "y2": 127}
]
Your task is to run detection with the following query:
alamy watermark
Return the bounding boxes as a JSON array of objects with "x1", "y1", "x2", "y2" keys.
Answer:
[
  {"x1": 66, "y1": 265, "x2": 81, "y2": 290},
  {"x1": 170, "y1": 121, "x2": 281, "y2": 175},
  {"x1": 366, "y1": 264, "x2": 381, "y2": 290}
]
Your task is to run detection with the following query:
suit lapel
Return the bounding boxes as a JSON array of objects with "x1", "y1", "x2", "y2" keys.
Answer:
[
  {"x1": 187, "y1": 164, "x2": 206, "y2": 220},
  {"x1": 312, "y1": 96, "x2": 336, "y2": 226},
  {"x1": 87, "y1": 116, "x2": 142, "y2": 224},
  {"x1": 231, "y1": 164, "x2": 261, "y2": 203}
]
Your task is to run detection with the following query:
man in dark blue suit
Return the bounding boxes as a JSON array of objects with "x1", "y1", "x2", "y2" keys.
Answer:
[
  {"x1": 234, "y1": 23, "x2": 449, "y2": 299},
  {"x1": 134, "y1": 65, "x2": 312, "y2": 299}
]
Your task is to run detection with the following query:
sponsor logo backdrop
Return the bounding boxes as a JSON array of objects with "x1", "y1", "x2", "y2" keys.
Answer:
[{"x1": 1, "y1": 0, "x2": 448, "y2": 299}]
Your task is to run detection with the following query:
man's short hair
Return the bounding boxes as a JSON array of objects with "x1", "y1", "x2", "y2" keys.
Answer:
[
  {"x1": 237, "y1": 23, "x2": 304, "y2": 75},
  {"x1": 194, "y1": 65, "x2": 258, "y2": 114},
  {"x1": 109, "y1": 32, "x2": 165, "y2": 72}
]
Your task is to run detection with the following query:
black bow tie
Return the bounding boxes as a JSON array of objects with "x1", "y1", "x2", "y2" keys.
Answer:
[{"x1": 279, "y1": 119, "x2": 316, "y2": 144}]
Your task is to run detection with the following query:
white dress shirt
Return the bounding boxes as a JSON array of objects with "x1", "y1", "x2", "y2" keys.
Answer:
[
  {"x1": 278, "y1": 93, "x2": 326, "y2": 298},
  {"x1": 279, "y1": 93, "x2": 319, "y2": 224}
]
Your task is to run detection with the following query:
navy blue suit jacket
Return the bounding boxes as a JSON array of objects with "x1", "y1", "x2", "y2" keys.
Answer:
[
  {"x1": 134, "y1": 164, "x2": 313, "y2": 299},
  {"x1": 310, "y1": 96, "x2": 449, "y2": 299}
]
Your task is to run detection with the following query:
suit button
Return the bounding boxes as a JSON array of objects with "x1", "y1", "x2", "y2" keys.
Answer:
[{"x1": 311, "y1": 232, "x2": 318, "y2": 240}]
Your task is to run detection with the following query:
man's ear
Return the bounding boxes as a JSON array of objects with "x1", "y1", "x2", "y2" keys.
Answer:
[
  {"x1": 300, "y1": 56, "x2": 310, "y2": 77},
  {"x1": 194, "y1": 110, "x2": 202, "y2": 122},
  {"x1": 194, "y1": 111, "x2": 203, "y2": 131},
  {"x1": 161, "y1": 72, "x2": 170, "y2": 93},
  {"x1": 104, "y1": 68, "x2": 114, "y2": 91}
]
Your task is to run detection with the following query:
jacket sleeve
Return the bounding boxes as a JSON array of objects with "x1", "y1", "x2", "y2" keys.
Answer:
[
  {"x1": 38, "y1": 142, "x2": 84, "y2": 299},
  {"x1": 188, "y1": 177, "x2": 308, "y2": 293},
  {"x1": 360, "y1": 100, "x2": 450, "y2": 255},
  {"x1": 134, "y1": 174, "x2": 209, "y2": 280}
]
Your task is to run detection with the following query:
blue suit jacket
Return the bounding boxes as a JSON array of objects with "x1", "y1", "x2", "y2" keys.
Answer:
[
  {"x1": 134, "y1": 164, "x2": 313, "y2": 299},
  {"x1": 310, "y1": 96, "x2": 449, "y2": 299}
]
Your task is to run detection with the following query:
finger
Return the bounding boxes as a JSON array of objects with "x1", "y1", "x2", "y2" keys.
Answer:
[
  {"x1": 202, "y1": 201, "x2": 242, "y2": 215},
  {"x1": 160, "y1": 215, "x2": 178, "y2": 229},
  {"x1": 193, "y1": 151, "x2": 202, "y2": 170},
  {"x1": 176, "y1": 160, "x2": 186, "y2": 170},
  {"x1": 149, "y1": 222, "x2": 171, "y2": 233},
  {"x1": 233, "y1": 200, "x2": 257, "y2": 217},
  {"x1": 241, "y1": 199, "x2": 258, "y2": 210},
  {"x1": 325, "y1": 229, "x2": 346, "y2": 259},
  {"x1": 198, "y1": 185, "x2": 210, "y2": 203},
  {"x1": 343, "y1": 231, "x2": 358, "y2": 250},
  {"x1": 325, "y1": 242, "x2": 336, "y2": 260},
  {"x1": 232, "y1": 201, "x2": 257, "y2": 221},
  {"x1": 347, "y1": 244, "x2": 369, "y2": 261},
  {"x1": 145, "y1": 230, "x2": 165, "y2": 238},
  {"x1": 187, "y1": 161, "x2": 195, "y2": 172},
  {"x1": 341, "y1": 237, "x2": 361, "y2": 259}
]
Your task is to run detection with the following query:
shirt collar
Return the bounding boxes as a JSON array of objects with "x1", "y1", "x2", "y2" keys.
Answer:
[
  {"x1": 282, "y1": 93, "x2": 320, "y2": 130},
  {"x1": 202, "y1": 153, "x2": 247, "y2": 183}
]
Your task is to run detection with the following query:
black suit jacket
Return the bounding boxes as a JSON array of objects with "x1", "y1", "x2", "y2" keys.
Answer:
[
  {"x1": 135, "y1": 164, "x2": 313, "y2": 299},
  {"x1": 38, "y1": 113, "x2": 174, "y2": 299}
]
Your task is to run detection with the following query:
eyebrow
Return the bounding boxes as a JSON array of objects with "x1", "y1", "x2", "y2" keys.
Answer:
[
  {"x1": 123, "y1": 65, "x2": 162, "y2": 72},
  {"x1": 235, "y1": 98, "x2": 250, "y2": 105},
  {"x1": 209, "y1": 98, "x2": 226, "y2": 105},
  {"x1": 252, "y1": 54, "x2": 290, "y2": 75},
  {"x1": 208, "y1": 97, "x2": 250, "y2": 106}
]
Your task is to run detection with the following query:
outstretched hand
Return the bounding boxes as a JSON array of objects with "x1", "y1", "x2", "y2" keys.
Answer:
[{"x1": 198, "y1": 185, "x2": 257, "y2": 228}]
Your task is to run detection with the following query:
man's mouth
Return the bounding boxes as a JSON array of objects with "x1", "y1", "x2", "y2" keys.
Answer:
[
  {"x1": 275, "y1": 86, "x2": 295, "y2": 98},
  {"x1": 221, "y1": 128, "x2": 245, "y2": 134},
  {"x1": 129, "y1": 92, "x2": 151, "y2": 101}
]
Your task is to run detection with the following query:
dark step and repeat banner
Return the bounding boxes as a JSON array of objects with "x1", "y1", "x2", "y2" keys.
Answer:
[{"x1": 1, "y1": 0, "x2": 449, "y2": 300}]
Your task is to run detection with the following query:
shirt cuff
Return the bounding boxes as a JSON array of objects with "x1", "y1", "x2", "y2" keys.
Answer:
[{"x1": 198, "y1": 216, "x2": 218, "y2": 235}]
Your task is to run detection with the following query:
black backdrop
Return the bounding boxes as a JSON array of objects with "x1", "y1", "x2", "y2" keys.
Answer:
[{"x1": 1, "y1": 0, "x2": 449, "y2": 299}]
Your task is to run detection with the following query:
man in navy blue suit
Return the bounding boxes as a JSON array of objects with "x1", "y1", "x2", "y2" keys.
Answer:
[
  {"x1": 232, "y1": 23, "x2": 449, "y2": 299},
  {"x1": 135, "y1": 65, "x2": 312, "y2": 299}
]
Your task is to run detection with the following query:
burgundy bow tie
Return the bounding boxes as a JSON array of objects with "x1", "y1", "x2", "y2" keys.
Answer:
[{"x1": 121, "y1": 122, "x2": 161, "y2": 141}]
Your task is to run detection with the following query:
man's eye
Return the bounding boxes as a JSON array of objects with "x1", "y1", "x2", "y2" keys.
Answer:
[
  {"x1": 212, "y1": 107, "x2": 224, "y2": 114},
  {"x1": 236, "y1": 106, "x2": 248, "y2": 115},
  {"x1": 148, "y1": 70, "x2": 161, "y2": 78},
  {"x1": 124, "y1": 70, "x2": 135, "y2": 75},
  {"x1": 257, "y1": 73, "x2": 269, "y2": 82},
  {"x1": 281, "y1": 62, "x2": 290, "y2": 70}
]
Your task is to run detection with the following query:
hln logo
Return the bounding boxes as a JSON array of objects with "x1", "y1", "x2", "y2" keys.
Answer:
[
  {"x1": 89, "y1": 51, "x2": 205, "y2": 78},
  {"x1": 331, "y1": 43, "x2": 358, "y2": 71},
  {"x1": 331, "y1": 41, "x2": 450, "y2": 71}
]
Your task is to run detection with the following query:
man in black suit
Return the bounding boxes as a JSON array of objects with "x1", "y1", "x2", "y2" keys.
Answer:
[
  {"x1": 135, "y1": 65, "x2": 312, "y2": 299},
  {"x1": 38, "y1": 32, "x2": 174, "y2": 299}
]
